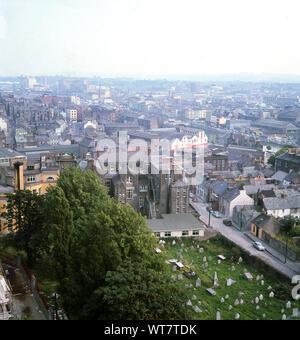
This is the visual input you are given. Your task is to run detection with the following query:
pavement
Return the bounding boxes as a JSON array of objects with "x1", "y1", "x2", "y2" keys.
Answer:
[{"x1": 190, "y1": 200, "x2": 300, "y2": 280}]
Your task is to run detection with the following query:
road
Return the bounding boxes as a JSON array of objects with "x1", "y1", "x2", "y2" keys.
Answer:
[{"x1": 190, "y1": 200, "x2": 300, "y2": 280}]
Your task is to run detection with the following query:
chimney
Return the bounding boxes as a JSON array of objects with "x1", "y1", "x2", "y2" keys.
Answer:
[{"x1": 14, "y1": 162, "x2": 24, "y2": 190}]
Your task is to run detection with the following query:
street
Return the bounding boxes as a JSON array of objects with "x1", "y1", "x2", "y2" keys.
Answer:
[{"x1": 190, "y1": 200, "x2": 300, "y2": 280}]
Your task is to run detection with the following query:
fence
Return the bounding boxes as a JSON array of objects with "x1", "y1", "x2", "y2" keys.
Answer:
[{"x1": 17, "y1": 255, "x2": 52, "y2": 320}]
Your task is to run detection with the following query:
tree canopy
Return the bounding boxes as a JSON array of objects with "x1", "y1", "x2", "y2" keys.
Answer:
[{"x1": 4, "y1": 167, "x2": 191, "y2": 320}]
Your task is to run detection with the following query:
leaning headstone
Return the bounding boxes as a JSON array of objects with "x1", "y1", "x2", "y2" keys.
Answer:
[
  {"x1": 207, "y1": 288, "x2": 216, "y2": 296},
  {"x1": 194, "y1": 306, "x2": 202, "y2": 313},
  {"x1": 234, "y1": 299, "x2": 239, "y2": 306},
  {"x1": 244, "y1": 272, "x2": 253, "y2": 280},
  {"x1": 227, "y1": 278, "x2": 236, "y2": 287}
]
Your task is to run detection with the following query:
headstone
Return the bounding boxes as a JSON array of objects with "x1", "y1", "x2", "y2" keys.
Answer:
[
  {"x1": 282, "y1": 314, "x2": 286, "y2": 320},
  {"x1": 181, "y1": 243, "x2": 184, "y2": 247},
  {"x1": 259, "y1": 294, "x2": 263, "y2": 301},
  {"x1": 171, "y1": 275, "x2": 176, "y2": 281},
  {"x1": 220, "y1": 297, "x2": 225, "y2": 303},
  {"x1": 231, "y1": 266, "x2": 235, "y2": 271},
  {"x1": 244, "y1": 272, "x2": 253, "y2": 280},
  {"x1": 292, "y1": 308, "x2": 299, "y2": 318},
  {"x1": 178, "y1": 274, "x2": 183, "y2": 280},
  {"x1": 256, "y1": 275, "x2": 260, "y2": 281},
  {"x1": 199, "y1": 248, "x2": 204, "y2": 253},
  {"x1": 218, "y1": 255, "x2": 226, "y2": 260},
  {"x1": 196, "y1": 278, "x2": 201, "y2": 287},
  {"x1": 208, "y1": 256, "x2": 212, "y2": 261},
  {"x1": 197, "y1": 301, "x2": 202, "y2": 306},
  {"x1": 192, "y1": 295, "x2": 197, "y2": 300},
  {"x1": 286, "y1": 301, "x2": 291, "y2": 309},
  {"x1": 216, "y1": 311, "x2": 221, "y2": 320},
  {"x1": 217, "y1": 260, "x2": 221, "y2": 265},
  {"x1": 194, "y1": 306, "x2": 202, "y2": 313},
  {"x1": 240, "y1": 299, "x2": 244, "y2": 304},
  {"x1": 255, "y1": 297, "x2": 259, "y2": 304},
  {"x1": 172, "y1": 265, "x2": 177, "y2": 272},
  {"x1": 213, "y1": 272, "x2": 219, "y2": 287},
  {"x1": 267, "y1": 286, "x2": 272, "y2": 291},
  {"x1": 203, "y1": 256, "x2": 207, "y2": 262},
  {"x1": 186, "y1": 300, "x2": 193, "y2": 306},
  {"x1": 225, "y1": 294, "x2": 229, "y2": 300},
  {"x1": 207, "y1": 288, "x2": 216, "y2": 296},
  {"x1": 172, "y1": 240, "x2": 176, "y2": 246},
  {"x1": 227, "y1": 278, "x2": 236, "y2": 287},
  {"x1": 261, "y1": 280, "x2": 264, "y2": 286},
  {"x1": 238, "y1": 292, "x2": 244, "y2": 297},
  {"x1": 269, "y1": 292, "x2": 274, "y2": 298},
  {"x1": 228, "y1": 305, "x2": 232, "y2": 310},
  {"x1": 238, "y1": 257, "x2": 243, "y2": 263},
  {"x1": 235, "y1": 313, "x2": 240, "y2": 320},
  {"x1": 256, "y1": 305, "x2": 260, "y2": 310},
  {"x1": 234, "y1": 299, "x2": 239, "y2": 306}
]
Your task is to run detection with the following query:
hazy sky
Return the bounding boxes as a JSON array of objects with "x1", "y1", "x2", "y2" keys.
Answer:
[{"x1": 0, "y1": 0, "x2": 300, "y2": 77}]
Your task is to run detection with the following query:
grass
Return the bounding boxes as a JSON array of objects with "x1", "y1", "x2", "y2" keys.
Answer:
[{"x1": 163, "y1": 236, "x2": 300, "y2": 320}]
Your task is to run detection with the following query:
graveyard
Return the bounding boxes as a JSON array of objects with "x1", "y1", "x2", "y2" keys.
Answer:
[{"x1": 163, "y1": 236, "x2": 300, "y2": 320}]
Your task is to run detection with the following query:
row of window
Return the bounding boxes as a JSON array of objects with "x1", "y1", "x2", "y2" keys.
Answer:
[{"x1": 154, "y1": 230, "x2": 200, "y2": 237}]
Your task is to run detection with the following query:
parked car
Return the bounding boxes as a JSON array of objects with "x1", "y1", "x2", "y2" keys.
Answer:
[
  {"x1": 212, "y1": 211, "x2": 222, "y2": 218},
  {"x1": 253, "y1": 241, "x2": 265, "y2": 251},
  {"x1": 223, "y1": 219, "x2": 232, "y2": 226}
]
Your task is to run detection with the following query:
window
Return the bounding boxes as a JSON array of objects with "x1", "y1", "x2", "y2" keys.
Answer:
[
  {"x1": 193, "y1": 230, "x2": 199, "y2": 236},
  {"x1": 154, "y1": 232, "x2": 160, "y2": 237},
  {"x1": 127, "y1": 189, "x2": 133, "y2": 200},
  {"x1": 182, "y1": 230, "x2": 189, "y2": 236},
  {"x1": 139, "y1": 197, "x2": 144, "y2": 207},
  {"x1": 164, "y1": 231, "x2": 171, "y2": 237},
  {"x1": 127, "y1": 176, "x2": 133, "y2": 184},
  {"x1": 27, "y1": 165, "x2": 34, "y2": 170},
  {"x1": 27, "y1": 176, "x2": 35, "y2": 183},
  {"x1": 47, "y1": 177, "x2": 55, "y2": 182}
]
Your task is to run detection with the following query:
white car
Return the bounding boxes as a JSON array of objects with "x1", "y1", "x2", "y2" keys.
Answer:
[{"x1": 253, "y1": 241, "x2": 265, "y2": 251}]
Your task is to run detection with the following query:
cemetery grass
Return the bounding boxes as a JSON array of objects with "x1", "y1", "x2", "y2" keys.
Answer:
[{"x1": 164, "y1": 236, "x2": 300, "y2": 320}]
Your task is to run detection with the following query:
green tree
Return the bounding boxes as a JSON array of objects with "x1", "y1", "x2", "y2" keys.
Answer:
[
  {"x1": 2, "y1": 190, "x2": 48, "y2": 267},
  {"x1": 267, "y1": 145, "x2": 294, "y2": 167},
  {"x1": 81, "y1": 260, "x2": 193, "y2": 320},
  {"x1": 280, "y1": 216, "x2": 295, "y2": 235},
  {"x1": 44, "y1": 168, "x2": 187, "y2": 320}
]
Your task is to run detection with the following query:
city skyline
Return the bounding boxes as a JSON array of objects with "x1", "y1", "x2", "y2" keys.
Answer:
[{"x1": 1, "y1": 0, "x2": 300, "y2": 78}]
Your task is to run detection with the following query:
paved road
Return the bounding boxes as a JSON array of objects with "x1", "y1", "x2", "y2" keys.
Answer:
[{"x1": 190, "y1": 200, "x2": 300, "y2": 280}]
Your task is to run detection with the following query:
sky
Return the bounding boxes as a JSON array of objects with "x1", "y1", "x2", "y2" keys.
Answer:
[{"x1": 0, "y1": 0, "x2": 300, "y2": 78}]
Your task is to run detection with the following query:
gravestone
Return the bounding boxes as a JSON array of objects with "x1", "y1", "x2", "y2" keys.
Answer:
[
  {"x1": 225, "y1": 294, "x2": 229, "y2": 300},
  {"x1": 292, "y1": 308, "x2": 299, "y2": 318},
  {"x1": 261, "y1": 280, "x2": 264, "y2": 286},
  {"x1": 269, "y1": 292, "x2": 274, "y2": 298},
  {"x1": 203, "y1": 256, "x2": 207, "y2": 262},
  {"x1": 244, "y1": 272, "x2": 253, "y2": 280},
  {"x1": 172, "y1": 265, "x2": 177, "y2": 272},
  {"x1": 172, "y1": 240, "x2": 176, "y2": 246},
  {"x1": 256, "y1": 305, "x2": 260, "y2": 310},
  {"x1": 255, "y1": 297, "x2": 259, "y2": 304},
  {"x1": 196, "y1": 278, "x2": 201, "y2": 287},
  {"x1": 286, "y1": 301, "x2": 291, "y2": 309},
  {"x1": 235, "y1": 313, "x2": 240, "y2": 320},
  {"x1": 282, "y1": 314, "x2": 287, "y2": 320},
  {"x1": 216, "y1": 311, "x2": 221, "y2": 320},
  {"x1": 207, "y1": 288, "x2": 216, "y2": 296},
  {"x1": 213, "y1": 272, "x2": 219, "y2": 287},
  {"x1": 228, "y1": 305, "x2": 232, "y2": 310},
  {"x1": 220, "y1": 297, "x2": 225, "y2": 303},
  {"x1": 192, "y1": 295, "x2": 197, "y2": 300},
  {"x1": 227, "y1": 278, "x2": 236, "y2": 287},
  {"x1": 238, "y1": 257, "x2": 243, "y2": 263},
  {"x1": 195, "y1": 306, "x2": 202, "y2": 313},
  {"x1": 178, "y1": 274, "x2": 183, "y2": 280},
  {"x1": 259, "y1": 294, "x2": 263, "y2": 301},
  {"x1": 234, "y1": 299, "x2": 239, "y2": 306},
  {"x1": 186, "y1": 300, "x2": 192, "y2": 306}
]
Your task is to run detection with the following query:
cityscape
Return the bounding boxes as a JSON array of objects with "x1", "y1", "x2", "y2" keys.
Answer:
[{"x1": 0, "y1": 0, "x2": 300, "y2": 325}]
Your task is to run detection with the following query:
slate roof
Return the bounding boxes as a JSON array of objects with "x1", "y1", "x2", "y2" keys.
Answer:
[
  {"x1": 263, "y1": 195, "x2": 300, "y2": 210},
  {"x1": 220, "y1": 187, "x2": 240, "y2": 202},
  {"x1": 271, "y1": 170, "x2": 288, "y2": 182},
  {"x1": 147, "y1": 213, "x2": 204, "y2": 232}
]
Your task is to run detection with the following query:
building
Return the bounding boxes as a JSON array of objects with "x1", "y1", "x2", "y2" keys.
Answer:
[
  {"x1": 250, "y1": 214, "x2": 281, "y2": 239},
  {"x1": 275, "y1": 149, "x2": 300, "y2": 173},
  {"x1": 219, "y1": 188, "x2": 254, "y2": 217},
  {"x1": 147, "y1": 213, "x2": 205, "y2": 238}
]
